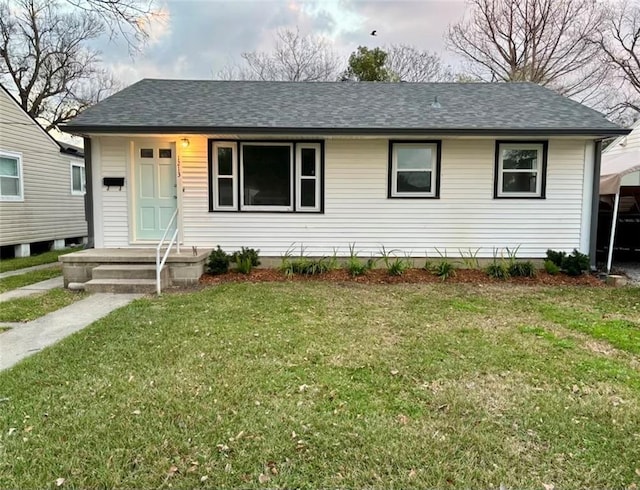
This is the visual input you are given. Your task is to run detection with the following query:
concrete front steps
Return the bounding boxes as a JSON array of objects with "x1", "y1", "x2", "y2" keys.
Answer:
[{"x1": 84, "y1": 265, "x2": 169, "y2": 294}]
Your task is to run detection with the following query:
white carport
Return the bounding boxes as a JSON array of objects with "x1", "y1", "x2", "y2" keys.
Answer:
[{"x1": 600, "y1": 149, "x2": 640, "y2": 273}]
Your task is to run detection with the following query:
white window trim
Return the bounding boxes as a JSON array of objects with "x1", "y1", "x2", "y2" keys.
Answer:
[
  {"x1": 296, "y1": 143, "x2": 321, "y2": 212},
  {"x1": 240, "y1": 142, "x2": 294, "y2": 212},
  {"x1": 212, "y1": 141, "x2": 238, "y2": 211},
  {"x1": 497, "y1": 143, "x2": 543, "y2": 198},
  {"x1": 0, "y1": 149, "x2": 24, "y2": 202},
  {"x1": 70, "y1": 160, "x2": 86, "y2": 195},
  {"x1": 390, "y1": 142, "x2": 437, "y2": 198}
]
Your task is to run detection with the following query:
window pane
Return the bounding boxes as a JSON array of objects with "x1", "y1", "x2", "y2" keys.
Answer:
[
  {"x1": 0, "y1": 157, "x2": 18, "y2": 177},
  {"x1": 243, "y1": 145, "x2": 291, "y2": 207},
  {"x1": 502, "y1": 149, "x2": 538, "y2": 170},
  {"x1": 0, "y1": 176, "x2": 19, "y2": 196},
  {"x1": 81, "y1": 168, "x2": 86, "y2": 192},
  {"x1": 300, "y1": 178, "x2": 315, "y2": 207},
  {"x1": 218, "y1": 147, "x2": 233, "y2": 175},
  {"x1": 397, "y1": 171, "x2": 431, "y2": 193},
  {"x1": 140, "y1": 149, "x2": 153, "y2": 158},
  {"x1": 72, "y1": 166, "x2": 83, "y2": 191},
  {"x1": 159, "y1": 149, "x2": 172, "y2": 158},
  {"x1": 218, "y1": 178, "x2": 233, "y2": 206},
  {"x1": 301, "y1": 148, "x2": 316, "y2": 176},
  {"x1": 397, "y1": 147, "x2": 432, "y2": 170},
  {"x1": 502, "y1": 172, "x2": 537, "y2": 193}
]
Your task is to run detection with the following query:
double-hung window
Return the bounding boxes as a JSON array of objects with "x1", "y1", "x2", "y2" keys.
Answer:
[
  {"x1": 210, "y1": 141, "x2": 323, "y2": 213},
  {"x1": 495, "y1": 141, "x2": 547, "y2": 198},
  {"x1": 389, "y1": 141, "x2": 440, "y2": 198},
  {"x1": 70, "y1": 161, "x2": 86, "y2": 195},
  {"x1": 0, "y1": 150, "x2": 23, "y2": 201}
]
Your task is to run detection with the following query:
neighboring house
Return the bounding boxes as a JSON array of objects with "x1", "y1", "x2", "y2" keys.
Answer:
[
  {"x1": 0, "y1": 85, "x2": 87, "y2": 257},
  {"x1": 602, "y1": 119, "x2": 640, "y2": 186},
  {"x1": 60, "y1": 80, "x2": 628, "y2": 281}
]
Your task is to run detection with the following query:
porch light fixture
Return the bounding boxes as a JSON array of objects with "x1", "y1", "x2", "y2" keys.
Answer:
[
  {"x1": 431, "y1": 96, "x2": 442, "y2": 109},
  {"x1": 180, "y1": 138, "x2": 190, "y2": 148}
]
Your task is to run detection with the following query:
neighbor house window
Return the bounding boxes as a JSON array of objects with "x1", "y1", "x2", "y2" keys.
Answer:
[
  {"x1": 209, "y1": 140, "x2": 323, "y2": 213},
  {"x1": 0, "y1": 150, "x2": 23, "y2": 201},
  {"x1": 70, "y1": 161, "x2": 86, "y2": 195},
  {"x1": 389, "y1": 141, "x2": 440, "y2": 198},
  {"x1": 495, "y1": 141, "x2": 547, "y2": 198}
]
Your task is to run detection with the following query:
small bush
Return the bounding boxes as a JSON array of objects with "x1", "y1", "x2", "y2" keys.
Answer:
[
  {"x1": 280, "y1": 257, "x2": 332, "y2": 276},
  {"x1": 544, "y1": 260, "x2": 560, "y2": 275},
  {"x1": 459, "y1": 248, "x2": 481, "y2": 269},
  {"x1": 508, "y1": 261, "x2": 537, "y2": 278},
  {"x1": 207, "y1": 246, "x2": 230, "y2": 275},
  {"x1": 423, "y1": 260, "x2": 433, "y2": 272},
  {"x1": 561, "y1": 249, "x2": 590, "y2": 276},
  {"x1": 232, "y1": 247, "x2": 260, "y2": 267},
  {"x1": 546, "y1": 249, "x2": 567, "y2": 267},
  {"x1": 387, "y1": 257, "x2": 411, "y2": 276},
  {"x1": 486, "y1": 262, "x2": 509, "y2": 280},
  {"x1": 346, "y1": 257, "x2": 370, "y2": 277},
  {"x1": 434, "y1": 260, "x2": 456, "y2": 280},
  {"x1": 236, "y1": 256, "x2": 253, "y2": 274}
]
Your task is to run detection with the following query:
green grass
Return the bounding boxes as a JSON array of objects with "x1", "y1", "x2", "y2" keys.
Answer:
[
  {"x1": 0, "y1": 248, "x2": 77, "y2": 273},
  {"x1": 0, "y1": 288, "x2": 85, "y2": 323},
  {"x1": 0, "y1": 283, "x2": 639, "y2": 488},
  {"x1": 0, "y1": 266, "x2": 62, "y2": 293}
]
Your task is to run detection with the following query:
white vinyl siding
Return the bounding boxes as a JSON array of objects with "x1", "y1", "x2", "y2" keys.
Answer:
[
  {"x1": 95, "y1": 135, "x2": 589, "y2": 257},
  {"x1": 0, "y1": 89, "x2": 86, "y2": 246},
  {"x1": 98, "y1": 137, "x2": 130, "y2": 247},
  {"x1": 177, "y1": 137, "x2": 587, "y2": 258}
]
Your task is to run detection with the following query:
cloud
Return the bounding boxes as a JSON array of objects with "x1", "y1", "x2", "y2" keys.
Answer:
[{"x1": 95, "y1": 0, "x2": 468, "y2": 86}]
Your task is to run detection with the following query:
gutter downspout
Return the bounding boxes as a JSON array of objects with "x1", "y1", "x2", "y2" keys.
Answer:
[
  {"x1": 83, "y1": 137, "x2": 95, "y2": 249},
  {"x1": 589, "y1": 140, "x2": 602, "y2": 270}
]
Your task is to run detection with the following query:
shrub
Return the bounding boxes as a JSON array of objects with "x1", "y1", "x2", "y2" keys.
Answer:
[
  {"x1": 280, "y1": 257, "x2": 332, "y2": 276},
  {"x1": 508, "y1": 261, "x2": 537, "y2": 278},
  {"x1": 434, "y1": 260, "x2": 456, "y2": 280},
  {"x1": 346, "y1": 256, "x2": 367, "y2": 277},
  {"x1": 232, "y1": 247, "x2": 260, "y2": 267},
  {"x1": 459, "y1": 248, "x2": 481, "y2": 269},
  {"x1": 546, "y1": 249, "x2": 567, "y2": 267},
  {"x1": 486, "y1": 262, "x2": 509, "y2": 280},
  {"x1": 387, "y1": 257, "x2": 411, "y2": 276},
  {"x1": 561, "y1": 249, "x2": 590, "y2": 276},
  {"x1": 236, "y1": 256, "x2": 253, "y2": 274},
  {"x1": 207, "y1": 246, "x2": 230, "y2": 275},
  {"x1": 544, "y1": 260, "x2": 560, "y2": 275}
]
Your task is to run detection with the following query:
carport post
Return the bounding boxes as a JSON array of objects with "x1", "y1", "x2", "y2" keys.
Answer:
[{"x1": 606, "y1": 190, "x2": 621, "y2": 274}]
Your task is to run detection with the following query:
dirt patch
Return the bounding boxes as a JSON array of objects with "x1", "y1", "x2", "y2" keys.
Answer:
[{"x1": 199, "y1": 268, "x2": 603, "y2": 287}]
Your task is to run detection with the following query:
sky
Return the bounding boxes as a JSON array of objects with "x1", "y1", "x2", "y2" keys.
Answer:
[{"x1": 98, "y1": 0, "x2": 469, "y2": 85}]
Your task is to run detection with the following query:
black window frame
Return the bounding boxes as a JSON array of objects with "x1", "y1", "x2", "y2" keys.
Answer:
[
  {"x1": 494, "y1": 140, "x2": 548, "y2": 199},
  {"x1": 208, "y1": 139, "x2": 325, "y2": 214},
  {"x1": 387, "y1": 140, "x2": 442, "y2": 199}
]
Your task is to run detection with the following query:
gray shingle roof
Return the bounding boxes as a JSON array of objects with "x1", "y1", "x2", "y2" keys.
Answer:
[{"x1": 63, "y1": 79, "x2": 626, "y2": 136}]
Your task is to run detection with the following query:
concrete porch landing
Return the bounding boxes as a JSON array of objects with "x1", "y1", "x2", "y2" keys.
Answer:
[{"x1": 60, "y1": 247, "x2": 211, "y2": 289}]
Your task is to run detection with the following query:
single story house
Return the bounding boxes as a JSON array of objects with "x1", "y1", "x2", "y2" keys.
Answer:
[
  {"x1": 0, "y1": 84, "x2": 87, "y2": 257},
  {"x1": 59, "y1": 80, "x2": 629, "y2": 291}
]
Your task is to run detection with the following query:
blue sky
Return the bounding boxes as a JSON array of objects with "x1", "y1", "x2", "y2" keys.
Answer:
[{"x1": 98, "y1": 0, "x2": 468, "y2": 85}]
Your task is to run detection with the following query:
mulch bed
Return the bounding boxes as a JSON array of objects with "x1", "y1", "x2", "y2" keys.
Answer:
[{"x1": 199, "y1": 268, "x2": 604, "y2": 286}]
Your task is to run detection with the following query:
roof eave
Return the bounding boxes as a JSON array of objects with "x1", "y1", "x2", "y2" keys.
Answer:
[{"x1": 60, "y1": 124, "x2": 631, "y2": 138}]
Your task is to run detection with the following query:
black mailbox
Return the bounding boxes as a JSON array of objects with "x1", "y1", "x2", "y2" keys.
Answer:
[{"x1": 103, "y1": 177, "x2": 125, "y2": 190}]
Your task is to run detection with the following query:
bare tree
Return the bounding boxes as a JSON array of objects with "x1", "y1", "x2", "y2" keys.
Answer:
[
  {"x1": 219, "y1": 27, "x2": 342, "y2": 81},
  {"x1": 385, "y1": 44, "x2": 455, "y2": 82},
  {"x1": 447, "y1": 0, "x2": 607, "y2": 101},
  {"x1": 0, "y1": 0, "x2": 118, "y2": 130},
  {"x1": 592, "y1": 1, "x2": 640, "y2": 117},
  {"x1": 64, "y1": 0, "x2": 158, "y2": 51}
]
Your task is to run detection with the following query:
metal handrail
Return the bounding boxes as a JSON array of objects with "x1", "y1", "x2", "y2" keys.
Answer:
[{"x1": 156, "y1": 208, "x2": 180, "y2": 295}]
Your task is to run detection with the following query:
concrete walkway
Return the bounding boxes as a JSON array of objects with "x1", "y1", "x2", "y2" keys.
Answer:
[
  {"x1": 0, "y1": 276, "x2": 64, "y2": 302},
  {"x1": 0, "y1": 293, "x2": 142, "y2": 371},
  {"x1": 0, "y1": 261, "x2": 60, "y2": 279}
]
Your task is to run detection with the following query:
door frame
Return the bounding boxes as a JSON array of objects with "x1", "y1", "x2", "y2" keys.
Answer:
[{"x1": 128, "y1": 138, "x2": 182, "y2": 245}]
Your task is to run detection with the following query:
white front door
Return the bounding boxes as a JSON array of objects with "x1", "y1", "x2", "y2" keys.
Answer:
[{"x1": 133, "y1": 142, "x2": 177, "y2": 241}]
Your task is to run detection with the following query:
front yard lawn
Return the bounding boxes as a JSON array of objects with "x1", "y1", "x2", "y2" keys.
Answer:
[
  {"x1": 0, "y1": 288, "x2": 86, "y2": 323},
  {"x1": 0, "y1": 283, "x2": 638, "y2": 488}
]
